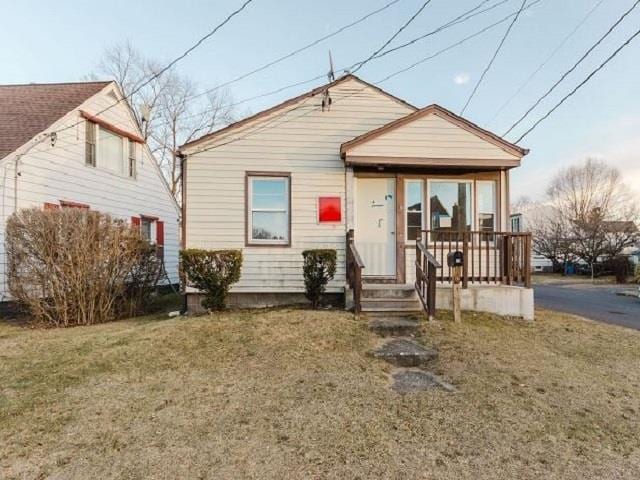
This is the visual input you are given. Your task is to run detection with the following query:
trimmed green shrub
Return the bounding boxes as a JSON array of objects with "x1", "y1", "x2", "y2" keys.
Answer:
[
  {"x1": 180, "y1": 249, "x2": 243, "y2": 311},
  {"x1": 302, "y1": 249, "x2": 337, "y2": 309}
]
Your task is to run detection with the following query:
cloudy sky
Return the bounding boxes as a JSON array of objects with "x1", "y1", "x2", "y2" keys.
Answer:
[{"x1": 1, "y1": 0, "x2": 638, "y2": 200}]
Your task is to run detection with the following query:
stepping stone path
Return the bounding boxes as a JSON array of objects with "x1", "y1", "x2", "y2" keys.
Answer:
[{"x1": 366, "y1": 315, "x2": 455, "y2": 393}]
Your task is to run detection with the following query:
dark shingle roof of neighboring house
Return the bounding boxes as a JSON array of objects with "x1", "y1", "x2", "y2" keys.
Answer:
[{"x1": 0, "y1": 81, "x2": 111, "y2": 160}]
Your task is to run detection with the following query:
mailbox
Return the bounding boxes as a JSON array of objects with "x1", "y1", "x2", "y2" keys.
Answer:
[{"x1": 447, "y1": 251, "x2": 464, "y2": 268}]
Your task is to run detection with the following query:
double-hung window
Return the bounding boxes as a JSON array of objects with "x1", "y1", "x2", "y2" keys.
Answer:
[
  {"x1": 405, "y1": 180, "x2": 423, "y2": 241},
  {"x1": 247, "y1": 174, "x2": 290, "y2": 245},
  {"x1": 84, "y1": 118, "x2": 137, "y2": 178}
]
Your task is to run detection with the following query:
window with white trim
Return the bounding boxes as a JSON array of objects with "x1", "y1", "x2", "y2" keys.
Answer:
[
  {"x1": 85, "y1": 120, "x2": 137, "y2": 178},
  {"x1": 477, "y1": 181, "x2": 497, "y2": 232},
  {"x1": 247, "y1": 175, "x2": 290, "y2": 245},
  {"x1": 405, "y1": 180, "x2": 423, "y2": 241}
]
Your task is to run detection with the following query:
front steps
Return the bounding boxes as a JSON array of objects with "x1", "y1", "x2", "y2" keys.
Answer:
[{"x1": 361, "y1": 283, "x2": 422, "y2": 315}]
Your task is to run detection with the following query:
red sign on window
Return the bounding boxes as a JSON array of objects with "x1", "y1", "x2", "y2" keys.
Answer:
[{"x1": 318, "y1": 196, "x2": 341, "y2": 223}]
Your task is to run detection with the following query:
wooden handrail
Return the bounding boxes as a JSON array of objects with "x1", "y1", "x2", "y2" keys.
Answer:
[
  {"x1": 415, "y1": 235, "x2": 440, "y2": 320},
  {"x1": 346, "y1": 229, "x2": 364, "y2": 314},
  {"x1": 422, "y1": 230, "x2": 532, "y2": 288}
]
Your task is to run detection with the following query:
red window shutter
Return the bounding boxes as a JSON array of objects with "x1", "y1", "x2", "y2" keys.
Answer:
[
  {"x1": 131, "y1": 216, "x2": 141, "y2": 229},
  {"x1": 44, "y1": 202, "x2": 60, "y2": 210},
  {"x1": 156, "y1": 221, "x2": 164, "y2": 246}
]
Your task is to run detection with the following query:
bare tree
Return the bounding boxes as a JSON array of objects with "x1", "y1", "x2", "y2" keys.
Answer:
[
  {"x1": 547, "y1": 158, "x2": 639, "y2": 279},
  {"x1": 94, "y1": 42, "x2": 236, "y2": 199},
  {"x1": 518, "y1": 199, "x2": 572, "y2": 272}
]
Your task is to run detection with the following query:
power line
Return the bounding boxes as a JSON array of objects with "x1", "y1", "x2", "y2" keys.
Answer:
[
  {"x1": 503, "y1": 0, "x2": 640, "y2": 136},
  {"x1": 155, "y1": 0, "x2": 522, "y2": 130},
  {"x1": 187, "y1": 0, "x2": 404, "y2": 102},
  {"x1": 373, "y1": 0, "x2": 507, "y2": 61},
  {"x1": 189, "y1": 0, "x2": 544, "y2": 155},
  {"x1": 460, "y1": 0, "x2": 527, "y2": 116},
  {"x1": 488, "y1": 0, "x2": 605, "y2": 125},
  {"x1": 514, "y1": 27, "x2": 640, "y2": 143},
  {"x1": 50, "y1": 0, "x2": 256, "y2": 136},
  {"x1": 376, "y1": 0, "x2": 542, "y2": 84},
  {"x1": 351, "y1": 0, "x2": 434, "y2": 73}
]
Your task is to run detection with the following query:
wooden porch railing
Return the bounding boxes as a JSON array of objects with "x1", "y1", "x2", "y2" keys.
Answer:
[
  {"x1": 415, "y1": 234, "x2": 441, "y2": 320},
  {"x1": 346, "y1": 229, "x2": 365, "y2": 313},
  {"x1": 423, "y1": 230, "x2": 532, "y2": 288}
]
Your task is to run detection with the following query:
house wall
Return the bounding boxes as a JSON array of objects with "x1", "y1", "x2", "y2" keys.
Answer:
[
  {"x1": 182, "y1": 78, "x2": 415, "y2": 294},
  {"x1": 347, "y1": 111, "x2": 520, "y2": 161},
  {"x1": 0, "y1": 85, "x2": 180, "y2": 301}
]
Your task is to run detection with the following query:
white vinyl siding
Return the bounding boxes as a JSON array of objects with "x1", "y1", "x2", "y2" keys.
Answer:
[
  {"x1": 0, "y1": 85, "x2": 179, "y2": 300},
  {"x1": 348, "y1": 111, "x2": 520, "y2": 161},
  {"x1": 183, "y1": 78, "x2": 414, "y2": 293}
]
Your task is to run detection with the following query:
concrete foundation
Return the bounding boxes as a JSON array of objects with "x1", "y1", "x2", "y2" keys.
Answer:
[
  {"x1": 436, "y1": 284, "x2": 534, "y2": 320},
  {"x1": 186, "y1": 292, "x2": 345, "y2": 313}
]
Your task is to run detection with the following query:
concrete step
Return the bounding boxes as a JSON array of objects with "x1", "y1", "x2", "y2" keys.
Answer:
[
  {"x1": 362, "y1": 284, "x2": 417, "y2": 299},
  {"x1": 369, "y1": 338, "x2": 438, "y2": 367},
  {"x1": 390, "y1": 368, "x2": 455, "y2": 393},
  {"x1": 368, "y1": 317, "x2": 421, "y2": 337}
]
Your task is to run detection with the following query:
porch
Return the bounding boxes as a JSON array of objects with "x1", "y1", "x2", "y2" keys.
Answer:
[{"x1": 347, "y1": 228, "x2": 533, "y2": 320}]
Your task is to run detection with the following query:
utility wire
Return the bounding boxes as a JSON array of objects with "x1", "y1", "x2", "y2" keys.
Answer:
[
  {"x1": 376, "y1": 0, "x2": 542, "y2": 84},
  {"x1": 156, "y1": 0, "x2": 519, "y2": 130},
  {"x1": 187, "y1": 0, "x2": 404, "y2": 102},
  {"x1": 189, "y1": 0, "x2": 544, "y2": 155},
  {"x1": 514, "y1": 27, "x2": 640, "y2": 143},
  {"x1": 351, "y1": 0, "x2": 434, "y2": 73},
  {"x1": 49, "y1": 0, "x2": 256, "y2": 137},
  {"x1": 488, "y1": 0, "x2": 604, "y2": 125},
  {"x1": 460, "y1": 0, "x2": 527, "y2": 115},
  {"x1": 503, "y1": 0, "x2": 640, "y2": 136}
]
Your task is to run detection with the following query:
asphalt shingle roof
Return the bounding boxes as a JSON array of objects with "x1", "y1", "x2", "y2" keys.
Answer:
[{"x1": 0, "y1": 81, "x2": 111, "y2": 160}]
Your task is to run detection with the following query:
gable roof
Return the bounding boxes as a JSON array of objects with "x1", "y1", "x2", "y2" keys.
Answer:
[
  {"x1": 340, "y1": 104, "x2": 529, "y2": 158},
  {"x1": 179, "y1": 74, "x2": 417, "y2": 152},
  {"x1": 0, "y1": 81, "x2": 111, "y2": 160}
]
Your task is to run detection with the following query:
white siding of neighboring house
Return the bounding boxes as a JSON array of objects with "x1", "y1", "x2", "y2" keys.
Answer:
[
  {"x1": 182, "y1": 78, "x2": 415, "y2": 293},
  {"x1": 347, "y1": 111, "x2": 520, "y2": 161},
  {"x1": 0, "y1": 84, "x2": 180, "y2": 301}
]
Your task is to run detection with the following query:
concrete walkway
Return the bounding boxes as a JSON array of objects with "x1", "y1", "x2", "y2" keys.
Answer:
[{"x1": 534, "y1": 282, "x2": 640, "y2": 330}]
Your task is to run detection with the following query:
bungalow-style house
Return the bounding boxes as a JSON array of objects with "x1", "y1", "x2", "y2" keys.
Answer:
[
  {"x1": 0, "y1": 81, "x2": 180, "y2": 303},
  {"x1": 179, "y1": 75, "x2": 534, "y2": 319}
]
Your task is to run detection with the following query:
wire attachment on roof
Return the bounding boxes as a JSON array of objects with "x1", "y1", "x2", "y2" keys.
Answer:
[{"x1": 321, "y1": 89, "x2": 332, "y2": 112}]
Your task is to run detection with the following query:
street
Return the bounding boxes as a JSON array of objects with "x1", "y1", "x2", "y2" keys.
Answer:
[{"x1": 534, "y1": 282, "x2": 640, "y2": 330}]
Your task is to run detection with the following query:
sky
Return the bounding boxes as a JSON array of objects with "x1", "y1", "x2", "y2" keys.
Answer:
[{"x1": 1, "y1": 0, "x2": 639, "y2": 200}]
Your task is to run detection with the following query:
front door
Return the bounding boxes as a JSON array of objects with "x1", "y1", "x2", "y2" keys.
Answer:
[{"x1": 355, "y1": 178, "x2": 396, "y2": 277}]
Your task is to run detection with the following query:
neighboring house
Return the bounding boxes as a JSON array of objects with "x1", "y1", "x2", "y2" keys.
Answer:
[
  {"x1": 510, "y1": 211, "x2": 554, "y2": 273},
  {"x1": 180, "y1": 75, "x2": 534, "y2": 319},
  {"x1": 0, "y1": 81, "x2": 180, "y2": 302}
]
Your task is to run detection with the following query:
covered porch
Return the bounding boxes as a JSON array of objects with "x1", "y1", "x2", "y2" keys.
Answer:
[{"x1": 342, "y1": 105, "x2": 533, "y2": 319}]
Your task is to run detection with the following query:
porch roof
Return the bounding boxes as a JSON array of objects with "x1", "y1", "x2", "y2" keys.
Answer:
[{"x1": 340, "y1": 104, "x2": 529, "y2": 169}]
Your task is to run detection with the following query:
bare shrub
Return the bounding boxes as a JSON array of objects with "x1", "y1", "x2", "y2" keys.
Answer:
[
  {"x1": 120, "y1": 240, "x2": 163, "y2": 318},
  {"x1": 5, "y1": 208, "x2": 158, "y2": 326}
]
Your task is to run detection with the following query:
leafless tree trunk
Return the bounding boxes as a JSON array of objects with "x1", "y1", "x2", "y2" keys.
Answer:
[{"x1": 93, "y1": 41, "x2": 237, "y2": 201}]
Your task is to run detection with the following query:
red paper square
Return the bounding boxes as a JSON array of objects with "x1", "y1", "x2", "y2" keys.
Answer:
[{"x1": 318, "y1": 196, "x2": 341, "y2": 223}]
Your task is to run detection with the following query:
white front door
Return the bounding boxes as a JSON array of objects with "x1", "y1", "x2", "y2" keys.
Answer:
[{"x1": 355, "y1": 178, "x2": 396, "y2": 277}]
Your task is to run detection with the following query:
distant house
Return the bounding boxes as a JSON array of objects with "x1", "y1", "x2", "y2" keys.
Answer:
[
  {"x1": 0, "y1": 81, "x2": 180, "y2": 302},
  {"x1": 179, "y1": 75, "x2": 534, "y2": 319}
]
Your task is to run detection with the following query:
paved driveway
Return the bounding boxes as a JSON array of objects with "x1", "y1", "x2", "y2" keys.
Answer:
[{"x1": 534, "y1": 282, "x2": 640, "y2": 330}]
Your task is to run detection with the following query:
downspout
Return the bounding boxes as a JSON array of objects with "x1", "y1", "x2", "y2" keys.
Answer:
[{"x1": 179, "y1": 152, "x2": 188, "y2": 315}]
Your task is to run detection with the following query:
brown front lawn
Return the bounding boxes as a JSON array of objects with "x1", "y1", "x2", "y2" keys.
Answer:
[{"x1": 1, "y1": 307, "x2": 639, "y2": 479}]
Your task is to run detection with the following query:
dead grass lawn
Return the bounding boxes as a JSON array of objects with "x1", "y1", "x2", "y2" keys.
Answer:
[{"x1": 1, "y1": 307, "x2": 639, "y2": 479}]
